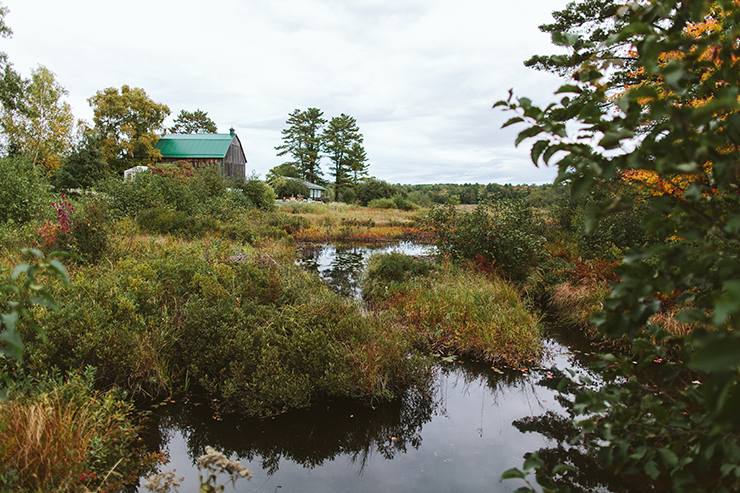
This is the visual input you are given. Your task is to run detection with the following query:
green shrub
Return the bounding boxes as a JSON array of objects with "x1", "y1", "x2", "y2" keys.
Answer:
[
  {"x1": 367, "y1": 197, "x2": 396, "y2": 209},
  {"x1": 339, "y1": 187, "x2": 356, "y2": 204},
  {"x1": 71, "y1": 195, "x2": 109, "y2": 263},
  {"x1": 0, "y1": 157, "x2": 48, "y2": 224},
  {"x1": 54, "y1": 132, "x2": 107, "y2": 191},
  {"x1": 272, "y1": 177, "x2": 310, "y2": 199},
  {"x1": 220, "y1": 223, "x2": 255, "y2": 244},
  {"x1": 392, "y1": 193, "x2": 419, "y2": 211},
  {"x1": 425, "y1": 201, "x2": 548, "y2": 282},
  {"x1": 356, "y1": 179, "x2": 396, "y2": 206},
  {"x1": 20, "y1": 243, "x2": 428, "y2": 415},
  {"x1": 137, "y1": 207, "x2": 220, "y2": 238},
  {"x1": 363, "y1": 252, "x2": 437, "y2": 296},
  {"x1": 229, "y1": 174, "x2": 276, "y2": 211}
]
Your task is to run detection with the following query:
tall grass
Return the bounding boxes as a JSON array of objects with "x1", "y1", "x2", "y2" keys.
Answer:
[
  {"x1": 0, "y1": 371, "x2": 148, "y2": 492},
  {"x1": 278, "y1": 202, "x2": 424, "y2": 242},
  {"x1": 364, "y1": 256, "x2": 541, "y2": 367}
]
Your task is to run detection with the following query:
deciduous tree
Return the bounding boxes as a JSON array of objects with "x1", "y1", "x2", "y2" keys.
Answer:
[
  {"x1": 88, "y1": 85, "x2": 170, "y2": 174},
  {"x1": 499, "y1": 1, "x2": 740, "y2": 490},
  {"x1": 0, "y1": 65, "x2": 74, "y2": 172},
  {"x1": 265, "y1": 162, "x2": 300, "y2": 183},
  {"x1": 0, "y1": 3, "x2": 28, "y2": 119}
]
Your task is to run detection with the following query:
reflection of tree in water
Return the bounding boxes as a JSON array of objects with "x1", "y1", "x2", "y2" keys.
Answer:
[
  {"x1": 143, "y1": 383, "x2": 437, "y2": 476},
  {"x1": 297, "y1": 242, "x2": 420, "y2": 298},
  {"x1": 324, "y1": 245, "x2": 365, "y2": 297},
  {"x1": 512, "y1": 367, "x2": 638, "y2": 493}
]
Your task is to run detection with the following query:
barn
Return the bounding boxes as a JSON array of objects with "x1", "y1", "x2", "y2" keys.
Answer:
[{"x1": 154, "y1": 128, "x2": 247, "y2": 178}]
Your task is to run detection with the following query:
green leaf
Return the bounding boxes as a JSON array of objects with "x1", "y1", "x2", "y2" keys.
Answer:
[
  {"x1": 1, "y1": 311, "x2": 18, "y2": 332},
  {"x1": 515, "y1": 126, "x2": 544, "y2": 147},
  {"x1": 555, "y1": 84, "x2": 582, "y2": 94},
  {"x1": 689, "y1": 334, "x2": 740, "y2": 372},
  {"x1": 552, "y1": 464, "x2": 575, "y2": 474},
  {"x1": 503, "y1": 117, "x2": 525, "y2": 128},
  {"x1": 0, "y1": 327, "x2": 23, "y2": 362},
  {"x1": 712, "y1": 280, "x2": 740, "y2": 326},
  {"x1": 48, "y1": 259, "x2": 70, "y2": 285},
  {"x1": 643, "y1": 460, "x2": 660, "y2": 480},
  {"x1": 656, "y1": 448, "x2": 678, "y2": 468},
  {"x1": 552, "y1": 31, "x2": 578, "y2": 47},
  {"x1": 530, "y1": 140, "x2": 550, "y2": 166},
  {"x1": 523, "y1": 453, "x2": 544, "y2": 471},
  {"x1": 500, "y1": 468, "x2": 527, "y2": 480},
  {"x1": 11, "y1": 263, "x2": 29, "y2": 279}
]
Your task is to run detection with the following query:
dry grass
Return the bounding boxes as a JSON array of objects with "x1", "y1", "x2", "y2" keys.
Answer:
[
  {"x1": 549, "y1": 281, "x2": 608, "y2": 337},
  {"x1": 371, "y1": 264, "x2": 542, "y2": 367},
  {"x1": 648, "y1": 308, "x2": 701, "y2": 337},
  {"x1": 280, "y1": 202, "x2": 422, "y2": 226},
  {"x1": 0, "y1": 387, "x2": 132, "y2": 492}
]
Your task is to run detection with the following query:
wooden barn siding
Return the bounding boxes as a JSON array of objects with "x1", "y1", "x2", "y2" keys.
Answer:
[
  {"x1": 223, "y1": 140, "x2": 247, "y2": 179},
  {"x1": 160, "y1": 157, "x2": 244, "y2": 179}
]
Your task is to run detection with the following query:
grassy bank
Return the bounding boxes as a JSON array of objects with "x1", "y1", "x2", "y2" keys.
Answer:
[
  {"x1": 6, "y1": 233, "x2": 428, "y2": 416},
  {"x1": 363, "y1": 253, "x2": 542, "y2": 367}
]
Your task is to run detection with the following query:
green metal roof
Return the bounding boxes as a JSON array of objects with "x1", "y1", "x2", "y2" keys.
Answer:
[{"x1": 154, "y1": 134, "x2": 235, "y2": 159}]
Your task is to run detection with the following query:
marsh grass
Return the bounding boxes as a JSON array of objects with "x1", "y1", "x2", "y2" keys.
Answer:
[
  {"x1": 0, "y1": 371, "x2": 148, "y2": 492},
  {"x1": 365, "y1": 258, "x2": 541, "y2": 367},
  {"x1": 548, "y1": 281, "x2": 607, "y2": 338},
  {"x1": 279, "y1": 202, "x2": 425, "y2": 242}
]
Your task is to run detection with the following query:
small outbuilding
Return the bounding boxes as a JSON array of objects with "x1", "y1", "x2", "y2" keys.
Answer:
[
  {"x1": 304, "y1": 180, "x2": 328, "y2": 200},
  {"x1": 154, "y1": 128, "x2": 247, "y2": 179}
]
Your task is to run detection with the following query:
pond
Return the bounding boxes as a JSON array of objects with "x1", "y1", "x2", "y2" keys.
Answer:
[
  {"x1": 295, "y1": 240, "x2": 436, "y2": 299},
  {"x1": 137, "y1": 242, "x2": 609, "y2": 492}
]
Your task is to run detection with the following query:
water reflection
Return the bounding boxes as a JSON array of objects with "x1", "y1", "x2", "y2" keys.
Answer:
[
  {"x1": 143, "y1": 383, "x2": 437, "y2": 477},
  {"x1": 139, "y1": 352, "x2": 581, "y2": 493},
  {"x1": 296, "y1": 241, "x2": 434, "y2": 298}
]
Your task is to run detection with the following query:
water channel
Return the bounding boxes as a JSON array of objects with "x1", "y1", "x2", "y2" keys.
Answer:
[{"x1": 138, "y1": 242, "x2": 607, "y2": 493}]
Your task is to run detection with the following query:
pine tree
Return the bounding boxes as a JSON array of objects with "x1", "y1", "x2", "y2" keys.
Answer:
[
  {"x1": 275, "y1": 108, "x2": 326, "y2": 184},
  {"x1": 322, "y1": 114, "x2": 363, "y2": 197}
]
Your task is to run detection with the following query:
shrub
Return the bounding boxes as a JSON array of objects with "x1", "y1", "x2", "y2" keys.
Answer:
[
  {"x1": 356, "y1": 179, "x2": 396, "y2": 206},
  {"x1": 363, "y1": 252, "x2": 437, "y2": 292},
  {"x1": 425, "y1": 201, "x2": 548, "y2": 282},
  {"x1": 229, "y1": 174, "x2": 276, "y2": 211},
  {"x1": 137, "y1": 207, "x2": 220, "y2": 238},
  {"x1": 367, "y1": 197, "x2": 396, "y2": 209},
  {"x1": 339, "y1": 187, "x2": 356, "y2": 204},
  {"x1": 0, "y1": 369, "x2": 150, "y2": 493},
  {"x1": 392, "y1": 193, "x2": 419, "y2": 211},
  {"x1": 0, "y1": 157, "x2": 48, "y2": 224},
  {"x1": 70, "y1": 195, "x2": 109, "y2": 263},
  {"x1": 365, "y1": 262, "x2": 541, "y2": 366},
  {"x1": 54, "y1": 132, "x2": 107, "y2": 191},
  {"x1": 272, "y1": 177, "x2": 310, "y2": 199}
]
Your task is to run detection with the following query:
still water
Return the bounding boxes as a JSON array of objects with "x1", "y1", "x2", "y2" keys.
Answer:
[
  {"x1": 138, "y1": 242, "x2": 599, "y2": 492},
  {"x1": 296, "y1": 241, "x2": 435, "y2": 298}
]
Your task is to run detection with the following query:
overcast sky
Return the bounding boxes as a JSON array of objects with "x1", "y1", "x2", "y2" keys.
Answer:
[{"x1": 4, "y1": 0, "x2": 571, "y2": 185}]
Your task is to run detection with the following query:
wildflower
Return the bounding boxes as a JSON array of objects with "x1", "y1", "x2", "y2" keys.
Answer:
[
  {"x1": 197, "y1": 446, "x2": 253, "y2": 480},
  {"x1": 142, "y1": 470, "x2": 184, "y2": 493}
]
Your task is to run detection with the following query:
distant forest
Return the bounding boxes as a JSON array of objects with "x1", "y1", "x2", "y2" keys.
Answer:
[{"x1": 396, "y1": 182, "x2": 566, "y2": 208}]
